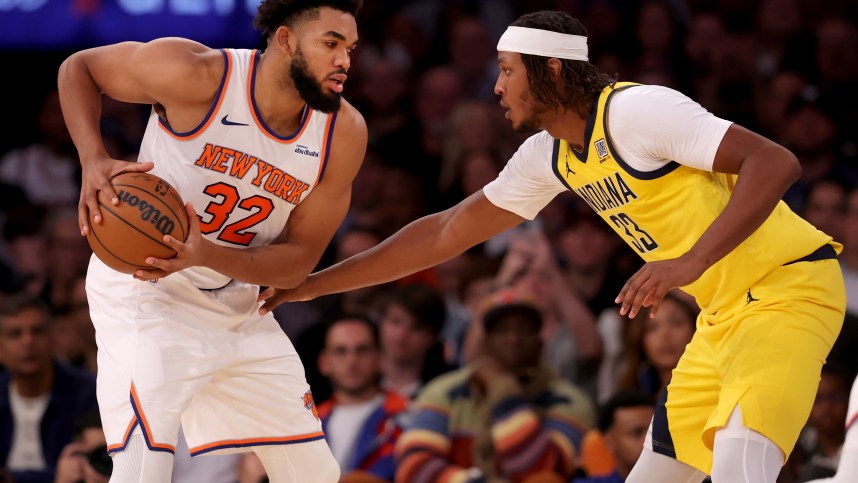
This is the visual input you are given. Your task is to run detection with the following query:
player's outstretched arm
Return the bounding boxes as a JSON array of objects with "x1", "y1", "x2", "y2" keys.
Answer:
[
  {"x1": 258, "y1": 191, "x2": 525, "y2": 313},
  {"x1": 57, "y1": 38, "x2": 222, "y2": 236}
]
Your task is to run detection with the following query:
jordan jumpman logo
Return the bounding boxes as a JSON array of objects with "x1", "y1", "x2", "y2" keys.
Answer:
[{"x1": 746, "y1": 289, "x2": 759, "y2": 305}]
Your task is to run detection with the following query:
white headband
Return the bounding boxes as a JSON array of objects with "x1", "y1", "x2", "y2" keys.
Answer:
[{"x1": 497, "y1": 26, "x2": 589, "y2": 61}]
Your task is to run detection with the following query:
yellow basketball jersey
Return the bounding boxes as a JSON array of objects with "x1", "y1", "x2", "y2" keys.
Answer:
[{"x1": 552, "y1": 82, "x2": 837, "y2": 312}]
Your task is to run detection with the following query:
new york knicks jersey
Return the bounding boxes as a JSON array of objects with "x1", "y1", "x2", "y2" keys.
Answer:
[
  {"x1": 138, "y1": 49, "x2": 337, "y2": 289},
  {"x1": 550, "y1": 82, "x2": 836, "y2": 311}
]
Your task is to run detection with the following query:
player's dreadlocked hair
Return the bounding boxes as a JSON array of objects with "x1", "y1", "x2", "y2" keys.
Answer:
[
  {"x1": 254, "y1": 0, "x2": 363, "y2": 40},
  {"x1": 510, "y1": 11, "x2": 613, "y2": 118}
]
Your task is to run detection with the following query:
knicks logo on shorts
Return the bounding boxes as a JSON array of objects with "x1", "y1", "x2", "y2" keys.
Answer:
[{"x1": 302, "y1": 390, "x2": 319, "y2": 420}]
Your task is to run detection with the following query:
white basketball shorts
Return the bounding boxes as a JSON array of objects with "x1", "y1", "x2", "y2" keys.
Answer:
[{"x1": 85, "y1": 256, "x2": 323, "y2": 457}]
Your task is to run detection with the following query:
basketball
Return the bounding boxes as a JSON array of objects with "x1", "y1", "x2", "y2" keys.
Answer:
[{"x1": 86, "y1": 172, "x2": 190, "y2": 274}]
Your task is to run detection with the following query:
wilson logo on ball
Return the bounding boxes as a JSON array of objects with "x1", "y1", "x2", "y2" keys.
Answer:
[{"x1": 117, "y1": 189, "x2": 177, "y2": 236}]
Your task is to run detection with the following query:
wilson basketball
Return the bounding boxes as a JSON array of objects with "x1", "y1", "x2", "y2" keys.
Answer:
[{"x1": 86, "y1": 172, "x2": 190, "y2": 274}]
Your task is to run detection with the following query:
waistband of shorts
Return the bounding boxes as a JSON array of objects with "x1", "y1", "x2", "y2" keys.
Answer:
[{"x1": 783, "y1": 244, "x2": 836, "y2": 266}]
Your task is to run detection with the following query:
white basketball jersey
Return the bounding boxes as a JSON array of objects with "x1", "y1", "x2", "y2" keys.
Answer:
[{"x1": 138, "y1": 49, "x2": 337, "y2": 289}]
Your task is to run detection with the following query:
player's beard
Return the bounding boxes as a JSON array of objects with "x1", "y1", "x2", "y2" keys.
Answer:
[
  {"x1": 290, "y1": 46, "x2": 342, "y2": 113},
  {"x1": 515, "y1": 90, "x2": 549, "y2": 133}
]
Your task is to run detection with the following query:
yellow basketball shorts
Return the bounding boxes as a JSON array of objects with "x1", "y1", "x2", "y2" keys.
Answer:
[{"x1": 651, "y1": 253, "x2": 845, "y2": 474}]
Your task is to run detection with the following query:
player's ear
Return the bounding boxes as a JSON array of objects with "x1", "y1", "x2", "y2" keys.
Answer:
[
  {"x1": 547, "y1": 58, "x2": 563, "y2": 80},
  {"x1": 274, "y1": 26, "x2": 296, "y2": 55}
]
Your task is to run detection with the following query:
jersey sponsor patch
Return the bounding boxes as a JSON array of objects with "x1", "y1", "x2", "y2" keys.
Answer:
[
  {"x1": 294, "y1": 144, "x2": 320, "y2": 157},
  {"x1": 595, "y1": 138, "x2": 609, "y2": 160}
]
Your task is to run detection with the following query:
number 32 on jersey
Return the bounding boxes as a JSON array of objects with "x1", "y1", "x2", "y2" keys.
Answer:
[{"x1": 198, "y1": 182, "x2": 273, "y2": 246}]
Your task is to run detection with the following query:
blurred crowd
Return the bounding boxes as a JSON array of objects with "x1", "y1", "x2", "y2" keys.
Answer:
[{"x1": 1, "y1": 0, "x2": 857, "y2": 482}]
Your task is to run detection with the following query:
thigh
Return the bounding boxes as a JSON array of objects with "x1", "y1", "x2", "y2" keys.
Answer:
[
  {"x1": 182, "y1": 314, "x2": 325, "y2": 456},
  {"x1": 703, "y1": 262, "x2": 845, "y2": 464},
  {"x1": 90, "y1": 281, "x2": 221, "y2": 453}
]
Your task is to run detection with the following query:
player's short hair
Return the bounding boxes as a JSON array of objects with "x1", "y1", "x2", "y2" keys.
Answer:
[
  {"x1": 254, "y1": 0, "x2": 363, "y2": 39},
  {"x1": 510, "y1": 10, "x2": 613, "y2": 118}
]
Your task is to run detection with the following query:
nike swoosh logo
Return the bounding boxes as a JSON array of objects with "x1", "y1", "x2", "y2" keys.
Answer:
[{"x1": 221, "y1": 115, "x2": 249, "y2": 126}]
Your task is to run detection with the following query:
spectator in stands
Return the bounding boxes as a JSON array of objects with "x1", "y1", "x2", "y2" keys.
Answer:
[
  {"x1": 575, "y1": 391, "x2": 655, "y2": 483},
  {"x1": 317, "y1": 314, "x2": 408, "y2": 482},
  {"x1": 53, "y1": 409, "x2": 110, "y2": 483},
  {"x1": 378, "y1": 283, "x2": 450, "y2": 399},
  {"x1": 802, "y1": 178, "x2": 848, "y2": 244},
  {"x1": 395, "y1": 290, "x2": 595, "y2": 483},
  {"x1": 40, "y1": 208, "x2": 90, "y2": 310},
  {"x1": 805, "y1": 373, "x2": 858, "y2": 483},
  {"x1": 616, "y1": 292, "x2": 697, "y2": 399},
  {"x1": 795, "y1": 364, "x2": 852, "y2": 481},
  {"x1": 465, "y1": 227, "x2": 603, "y2": 394},
  {"x1": 0, "y1": 292, "x2": 97, "y2": 483},
  {"x1": 0, "y1": 90, "x2": 79, "y2": 208}
]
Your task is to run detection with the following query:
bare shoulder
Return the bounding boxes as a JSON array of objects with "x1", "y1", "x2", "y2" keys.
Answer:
[
  {"x1": 331, "y1": 98, "x2": 367, "y2": 140},
  {"x1": 136, "y1": 37, "x2": 224, "y2": 86},
  {"x1": 324, "y1": 98, "x2": 367, "y2": 175}
]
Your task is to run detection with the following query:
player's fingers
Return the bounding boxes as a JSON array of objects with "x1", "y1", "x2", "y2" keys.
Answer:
[
  {"x1": 185, "y1": 202, "x2": 199, "y2": 232},
  {"x1": 99, "y1": 178, "x2": 120, "y2": 206},
  {"x1": 85, "y1": 189, "x2": 104, "y2": 225},
  {"x1": 78, "y1": 198, "x2": 90, "y2": 236},
  {"x1": 144, "y1": 256, "x2": 180, "y2": 272},
  {"x1": 126, "y1": 161, "x2": 154, "y2": 173},
  {"x1": 161, "y1": 235, "x2": 185, "y2": 251},
  {"x1": 618, "y1": 270, "x2": 649, "y2": 315},
  {"x1": 616, "y1": 266, "x2": 646, "y2": 305},
  {"x1": 258, "y1": 287, "x2": 276, "y2": 303},
  {"x1": 259, "y1": 291, "x2": 292, "y2": 315},
  {"x1": 134, "y1": 268, "x2": 168, "y2": 280},
  {"x1": 628, "y1": 282, "x2": 655, "y2": 319}
]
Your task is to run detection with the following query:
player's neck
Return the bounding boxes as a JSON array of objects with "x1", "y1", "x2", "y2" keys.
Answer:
[
  {"x1": 542, "y1": 109, "x2": 589, "y2": 151},
  {"x1": 254, "y1": 52, "x2": 307, "y2": 132}
]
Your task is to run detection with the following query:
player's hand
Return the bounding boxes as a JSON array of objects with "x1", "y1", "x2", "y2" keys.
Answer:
[
  {"x1": 257, "y1": 279, "x2": 315, "y2": 315},
  {"x1": 616, "y1": 255, "x2": 706, "y2": 319},
  {"x1": 133, "y1": 203, "x2": 207, "y2": 280},
  {"x1": 79, "y1": 156, "x2": 154, "y2": 236}
]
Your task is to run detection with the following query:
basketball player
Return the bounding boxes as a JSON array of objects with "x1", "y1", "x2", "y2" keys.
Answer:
[
  {"x1": 57, "y1": 1, "x2": 365, "y2": 481},
  {"x1": 806, "y1": 373, "x2": 858, "y2": 483},
  {"x1": 259, "y1": 10, "x2": 846, "y2": 483}
]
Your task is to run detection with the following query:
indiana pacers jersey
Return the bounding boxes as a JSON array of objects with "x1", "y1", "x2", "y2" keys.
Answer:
[
  {"x1": 139, "y1": 48, "x2": 337, "y2": 289},
  {"x1": 550, "y1": 82, "x2": 837, "y2": 311}
]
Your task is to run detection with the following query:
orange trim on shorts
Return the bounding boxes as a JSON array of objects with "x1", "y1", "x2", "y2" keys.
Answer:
[
  {"x1": 106, "y1": 417, "x2": 139, "y2": 454},
  {"x1": 130, "y1": 384, "x2": 176, "y2": 453},
  {"x1": 158, "y1": 49, "x2": 233, "y2": 140},
  {"x1": 189, "y1": 431, "x2": 326, "y2": 456}
]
